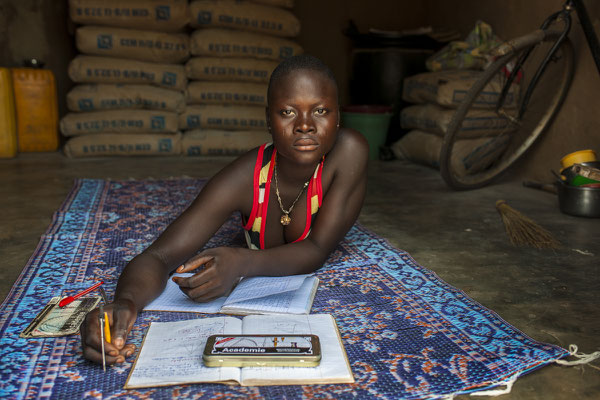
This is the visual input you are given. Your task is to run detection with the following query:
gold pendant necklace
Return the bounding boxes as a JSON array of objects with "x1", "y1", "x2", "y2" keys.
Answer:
[{"x1": 273, "y1": 162, "x2": 309, "y2": 226}]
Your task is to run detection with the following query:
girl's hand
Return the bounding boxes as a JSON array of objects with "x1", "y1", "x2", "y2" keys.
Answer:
[
  {"x1": 172, "y1": 247, "x2": 245, "y2": 302},
  {"x1": 80, "y1": 299, "x2": 137, "y2": 365}
]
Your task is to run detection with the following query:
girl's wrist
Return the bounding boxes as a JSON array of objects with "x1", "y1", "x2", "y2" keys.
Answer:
[
  {"x1": 232, "y1": 247, "x2": 256, "y2": 277},
  {"x1": 112, "y1": 294, "x2": 139, "y2": 312}
]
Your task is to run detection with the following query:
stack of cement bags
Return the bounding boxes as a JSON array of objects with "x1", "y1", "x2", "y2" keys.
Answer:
[
  {"x1": 63, "y1": 0, "x2": 190, "y2": 157},
  {"x1": 392, "y1": 69, "x2": 519, "y2": 176},
  {"x1": 181, "y1": 0, "x2": 302, "y2": 156}
]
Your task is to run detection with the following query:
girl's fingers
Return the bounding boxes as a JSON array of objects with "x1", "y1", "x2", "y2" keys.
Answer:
[
  {"x1": 83, "y1": 318, "x2": 124, "y2": 355},
  {"x1": 82, "y1": 323, "x2": 131, "y2": 364},
  {"x1": 175, "y1": 265, "x2": 219, "y2": 298},
  {"x1": 176, "y1": 252, "x2": 215, "y2": 273},
  {"x1": 81, "y1": 301, "x2": 137, "y2": 365},
  {"x1": 178, "y1": 278, "x2": 214, "y2": 300},
  {"x1": 82, "y1": 345, "x2": 126, "y2": 365},
  {"x1": 188, "y1": 286, "x2": 224, "y2": 303},
  {"x1": 111, "y1": 302, "x2": 136, "y2": 349}
]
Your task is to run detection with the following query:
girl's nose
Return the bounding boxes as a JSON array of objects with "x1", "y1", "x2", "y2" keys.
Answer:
[{"x1": 294, "y1": 113, "x2": 315, "y2": 134}]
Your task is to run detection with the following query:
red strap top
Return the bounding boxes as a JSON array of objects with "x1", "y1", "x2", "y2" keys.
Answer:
[{"x1": 243, "y1": 143, "x2": 324, "y2": 250}]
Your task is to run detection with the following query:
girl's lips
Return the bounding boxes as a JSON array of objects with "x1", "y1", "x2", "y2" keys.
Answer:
[{"x1": 294, "y1": 138, "x2": 319, "y2": 151}]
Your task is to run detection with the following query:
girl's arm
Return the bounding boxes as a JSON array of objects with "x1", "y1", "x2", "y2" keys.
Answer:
[
  {"x1": 81, "y1": 150, "x2": 255, "y2": 364},
  {"x1": 115, "y1": 152, "x2": 255, "y2": 309}
]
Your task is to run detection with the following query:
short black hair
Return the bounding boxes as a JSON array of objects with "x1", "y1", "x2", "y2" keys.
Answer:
[{"x1": 267, "y1": 54, "x2": 337, "y2": 100}]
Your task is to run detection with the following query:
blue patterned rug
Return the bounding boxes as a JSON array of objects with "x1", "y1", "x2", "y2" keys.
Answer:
[{"x1": 0, "y1": 179, "x2": 568, "y2": 399}]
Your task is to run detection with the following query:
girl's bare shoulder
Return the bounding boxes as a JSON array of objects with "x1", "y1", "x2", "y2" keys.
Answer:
[
  {"x1": 212, "y1": 145, "x2": 263, "y2": 186},
  {"x1": 201, "y1": 145, "x2": 264, "y2": 210},
  {"x1": 328, "y1": 128, "x2": 369, "y2": 168}
]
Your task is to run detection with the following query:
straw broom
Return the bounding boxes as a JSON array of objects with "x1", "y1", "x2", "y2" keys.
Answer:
[{"x1": 495, "y1": 200, "x2": 561, "y2": 249}]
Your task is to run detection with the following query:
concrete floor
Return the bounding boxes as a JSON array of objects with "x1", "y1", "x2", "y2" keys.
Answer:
[{"x1": 1, "y1": 152, "x2": 598, "y2": 399}]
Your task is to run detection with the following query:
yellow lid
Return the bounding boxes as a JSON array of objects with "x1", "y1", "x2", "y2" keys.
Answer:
[{"x1": 560, "y1": 149, "x2": 597, "y2": 169}]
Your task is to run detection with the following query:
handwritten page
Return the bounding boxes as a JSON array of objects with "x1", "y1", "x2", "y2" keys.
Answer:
[
  {"x1": 239, "y1": 314, "x2": 354, "y2": 385},
  {"x1": 125, "y1": 317, "x2": 242, "y2": 388},
  {"x1": 125, "y1": 314, "x2": 353, "y2": 387},
  {"x1": 143, "y1": 273, "x2": 226, "y2": 313}
]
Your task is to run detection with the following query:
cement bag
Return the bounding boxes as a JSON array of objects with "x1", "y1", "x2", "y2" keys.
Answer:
[
  {"x1": 68, "y1": 0, "x2": 189, "y2": 32},
  {"x1": 182, "y1": 129, "x2": 271, "y2": 155},
  {"x1": 76, "y1": 26, "x2": 190, "y2": 64},
  {"x1": 68, "y1": 56, "x2": 187, "y2": 91},
  {"x1": 400, "y1": 104, "x2": 516, "y2": 138},
  {"x1": 60, "y1": 110, "x2": 179, "y2": 136},
  {"x1": 402, "y1": 69, "x2": 520, "y2": 109},
  {"x1": 186, "y1": 81, "x2": 268, "y2": 106},
  {"x1": 189, "y1": 0, "x2": 300, "y2": 37},
  {"x1": 249, "y1": 0, "x2": 294, "y2": 8},
  {"x1": 391, "y1": 129, "x2": 509, "y2": 176},
  {"x1": 190, "y1": 28, "x2": 302, "y2": 61},
  {"x1": 179, "y1": 105, "x2": 266, "y2": 130},
  {"x1": 67, "y1": 84, "x2": 185, "y2": 112},
  {"x1": 185, "y1": 57, "x2": 277, "y2": 83},
  {"x1": 64, "y1": 132, "x2": 182, "y2": 157}
]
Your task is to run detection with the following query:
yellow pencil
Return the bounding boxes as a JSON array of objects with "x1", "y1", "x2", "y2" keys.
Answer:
[{"x1": 103, "y1": 312, "x2": 111, "y2": 343}]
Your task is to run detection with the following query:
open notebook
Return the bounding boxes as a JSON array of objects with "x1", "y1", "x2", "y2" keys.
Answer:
[
  {"x1": 144, "y1": 274, "x2": 319, "y2": 315},
  {"x1": 124, "y1": 314, "x2": 354, "y2": 388}
]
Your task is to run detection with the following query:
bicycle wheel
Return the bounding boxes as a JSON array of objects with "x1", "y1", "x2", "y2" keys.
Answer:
[{"x1": 439, "y1": 30, "x2": 574, "y2": 190}]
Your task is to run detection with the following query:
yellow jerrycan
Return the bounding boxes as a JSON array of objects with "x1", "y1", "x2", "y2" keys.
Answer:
[
  {"x1": 0, "y1": 68, "x2": 17, "y2": 158},
  {"x1": 12, "y1": 65, "x2": 59, "y2": 152}
]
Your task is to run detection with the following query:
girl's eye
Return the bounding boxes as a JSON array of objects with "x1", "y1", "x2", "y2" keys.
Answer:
[
  {"x1": 315, "y1": 108, "x2": 327, "y2": 115},
  {"x1": 281, "y1": 110, "x2": 295, "y2": 116}
]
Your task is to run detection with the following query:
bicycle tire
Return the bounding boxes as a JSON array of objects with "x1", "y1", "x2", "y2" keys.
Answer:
[{"x1": 439, "y1": 30, "x2": 574, "y2": 190}]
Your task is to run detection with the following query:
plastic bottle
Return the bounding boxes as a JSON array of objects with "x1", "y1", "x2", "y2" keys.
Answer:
[
  {"x1": 11, "y1": 65, "x2": 59, "y2": 152},
  {"x1": 0, "y1": 68, "x2": 17, "y2": 158}
]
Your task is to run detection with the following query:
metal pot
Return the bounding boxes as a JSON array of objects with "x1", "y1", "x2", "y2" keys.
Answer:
[{"x1": 556, "y1": 180, "x2": 600, "y2": 218}]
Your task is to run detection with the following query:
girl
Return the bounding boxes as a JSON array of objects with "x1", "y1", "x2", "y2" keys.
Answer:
[{"x1": 81, "y1": 54, "x2": 369, "y2": 364}]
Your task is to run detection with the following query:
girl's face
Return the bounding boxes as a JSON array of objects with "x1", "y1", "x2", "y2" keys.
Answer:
[{"x1": 267, "y1": 69, "x2": 339, "y2": 166}]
